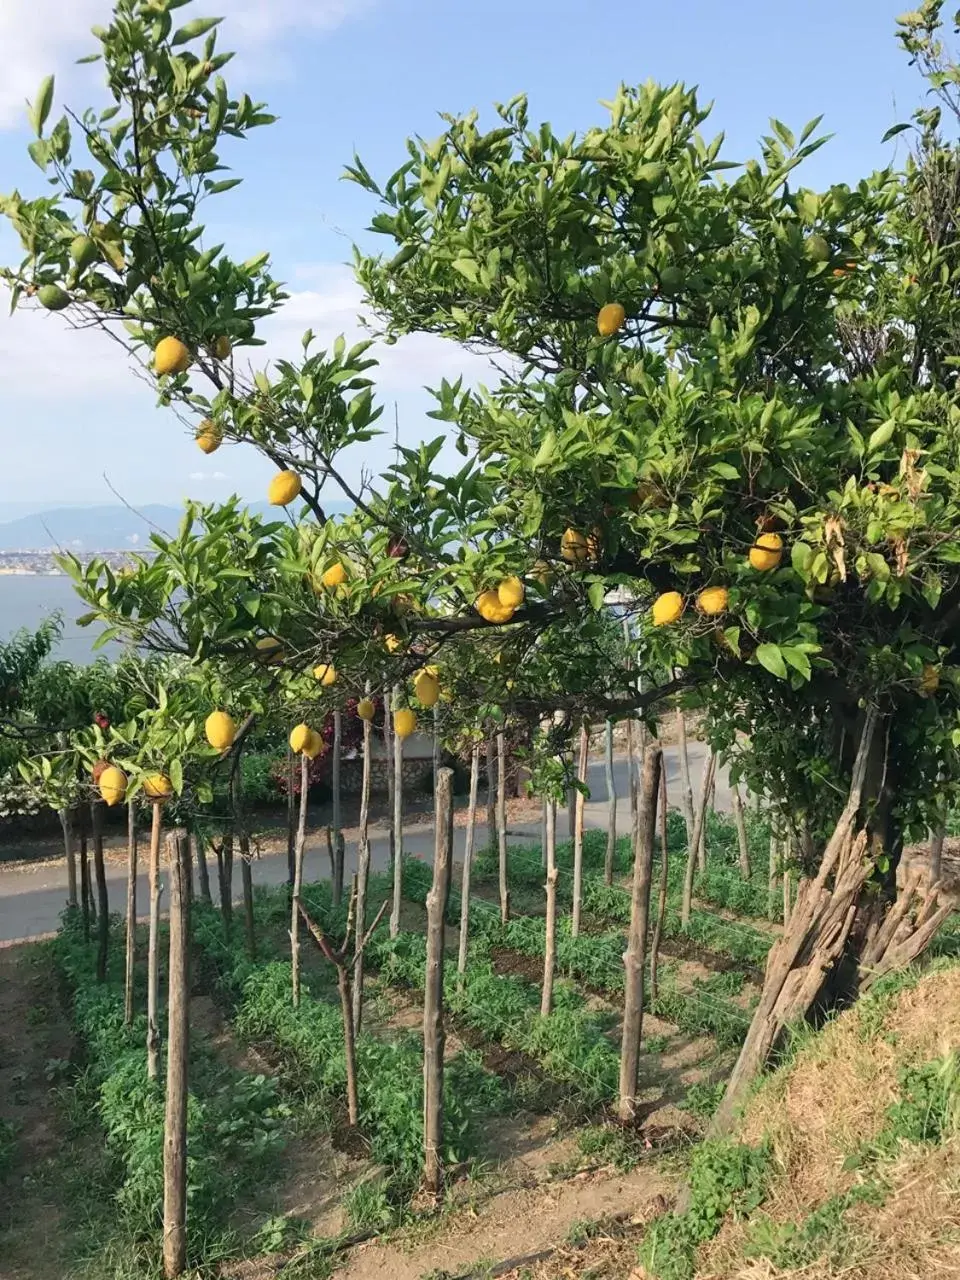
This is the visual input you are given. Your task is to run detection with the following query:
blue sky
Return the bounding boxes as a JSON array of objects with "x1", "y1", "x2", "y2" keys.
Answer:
[{"x1": 0, "y1": 0, "x2": 926, "y2": 521}]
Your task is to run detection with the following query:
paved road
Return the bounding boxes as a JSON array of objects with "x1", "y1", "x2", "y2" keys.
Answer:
[{"x1": 0, "y1": 745, "x2": 725, "y2": 943}]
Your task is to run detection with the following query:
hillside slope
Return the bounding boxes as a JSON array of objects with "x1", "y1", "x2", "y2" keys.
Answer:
[{"x1": 637, "y1": 956, "x2": 960, "y2": 1280}]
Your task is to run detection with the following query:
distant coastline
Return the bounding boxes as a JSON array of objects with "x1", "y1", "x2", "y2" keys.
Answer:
[{"x1": 0, "y1": 550, "x2": 148, "y2": 577}]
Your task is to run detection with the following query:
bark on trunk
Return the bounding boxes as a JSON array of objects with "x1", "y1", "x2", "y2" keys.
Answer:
[
  {"x1": 90, "y1": 800, "x2": 109, "y2": 983},
  {"x1": 79, "y1": 817, "x2": 91, "y2": 942},
  {"x1": 124, "y1": 801, "x2": 138, "y2": 1024},
  {"x1": 291, "y1": 753, "x2": 309, "y2": 1008},
  {"x1": 540, "y1": 799, "x2": 559, "y2": 1017},
  {"x1": 332, "y1": 708, "x2": 344, "y2": 907},
  {"x1": 497, "y1": 730, "x2": 510, "y2": 925},
  {"x1": 675, "y1": 708, "x2": 695, "y2": 849},
  {"x1": 286, "y1": 746, "x2": 296, "y2": 888},
  {"x1": 60, "y1": 807, "x2": 78, "y2": 910},
  {"x1": 353, "y1": 696, "x2": 374, "y2": 1035},
  {"x1": 219, "y1": 832, "x2": 234, "y2": 934},
  {"x1": 457, "y1": 744, "x2": 481, "y2": 981},
  {"x1": 619, "y1": 745, "x2": 662, "y2": 1121},
  {"x1": 423, "y1": 767, "x2": 454, "y2": 1197},
  {"x1": 486, "y1": 734, "x2": 497, "y2": 851},
  {"x1": 768, "y1": 812, "x2": 780, "y2": 922},
  {"x1": 604, "y1": 720, "x2": 617, "y2": 886},
  {"x1": 650, "y1": 760, "x2": 670, "y2": 1008},
  {"x1": 147, "y1": 801, "x2": 163, "y2": 1081},
  {"x1": 194, "y1": 831, "x2": 212, "y2": 905},
  {"x1": 339, "y1": 965, "x2": 359, "y2": 1125},
  {"x1": 696, "y1": 749, "x2": 715, "y2": 872},
  {"x1": 240, "y1": 834, "x2": 255, "y2": 960},
  {"x1": 385, "y1": 686, "x2": 396, "y2": 869},
  {"x1": 571, "y1": 721, "x2": 589, "y2": 937},
  {"x1": 680, "y1": 752, "x2": 717, "y2": 928},
  {"x1": 930, "y1": 825, "x2": 945, "y2": 883},
  {"x1": 162, "y1": 829, "x2": 190, "y2": 1280},
  {"x1": 732, "y1": 785, "x2": 751, "y2": 880},
  {"x1": 390, "y1": 686, "x2": 404, "y2": 939}
]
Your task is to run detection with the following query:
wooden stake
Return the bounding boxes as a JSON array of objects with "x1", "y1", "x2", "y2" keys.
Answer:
[
  {"x1": 286, "y1": 745, "x2": 296, "y2": 887},
  {"x1": 384, "y1": 686, "x2": 396, "y2": 869},
  {"x1": 291, "y1": 753, "x2": 308, "y2": 1008},
  {"x1": 79, "y1": 813, "x2": 91, "y2": 942},
  {"x1": 540, "y1": 798, "x2": 558, "y2": 1017},
  {"x1": 731, "y1": 785, "x2": 751, "y2": 880},
  {"x1": 332, "y1": 708, "x2": 344, "y2": 907},
  {"x1": 162, "y1": 829, "x2": 190, "y2": 1280},
  {"x1": 353, "y1": 689, "x2": 373, "y2": 1035},
  {"x1": 604, "y1": 720, "x2": 617, "y2": 886},
  {"x1": 423, "y1": 767, "x2": 454, "y2": 1197},
  {"x1": 219, "y1": 830, "x2": 234, "y2": 934},
  {"x1": 675, "y1": 706, "x2": 695, "y2": 849},
  {"x1": 486, "y1": 734, "x2": 497, "y2": 851},
  {"x1": 497, "y1": 729, "x2": 509, "y2": 925},
  {"x1": 681, "y1": 752, "x2": 717, "y2": 928},
  {"x1": 390, "y1": 686, "x2": 404, "y2": 939},
  {"x1": 930, "y1": 825, "x2": 945, "y2": 883},
  {"x1": 619, "y1": 745, "x2": 662, "y2": 1121},
  {"x1": 572, "y1": 721, "x2": 589, "y2": 937},
  {"x1": 147, "y1": 800, "x2": 163, "y2": 1080},
  {"x1": 90, "y1": 800, "x2": 109, "y2": 983},
  {"x1": 696, "y1": 749, "x2": 715, "y2": 872},
  {"x1": 124, "y1": 801, "x2": 138, "y2": 1024},
  {"x1": 457, "y1": 744, "x2": 481, "y2": 981},
  {"x1": 649, "y1": 759, "x2": 670, "y2": 1008},
  {"x1": 194, "y1": 830, "x2": 212, "y2": 905},
  {"x1": 60, "y1": 807, "x2": 78, "y2": 910}
]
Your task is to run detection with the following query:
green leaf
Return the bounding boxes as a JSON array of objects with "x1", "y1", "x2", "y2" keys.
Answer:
[
  {"x1": 532, "y1": 430, "x2": 557, "y2": 469},
  {"x1": 30, "y1": 75, "x2": 55, "y2": 137},
  {"x1": 196, "y1": 781, "x2": 214, "y2": 805},
  {"x1": 171, "y1": 16, "x2": 222, "y2": 46},
  {"x1": 755, "y1": 643, "x2": 787, "y2": 679},
  {"x1": 867, "y1": 418, "x2": 896, "y2": 453},
  {"x1": 780, "y1": 647, "x2": 812, "y2": 680},
  {"x1": 169, "y1": 758, "x2": 184, "y2": 795},
  {"x1": 205, "y1": 178, "x2": 242, "y2": 194},
  {"x1": 710, "y1": 462, "x2": 739, "y2": 480},
  {"x1": 881, "y1": 122, "x2": 911, "y2": 143},
  {"x1": 587, "y1": 579, "x2": 607, "y2": 611},
  {"x1": 791, "y1": 541, "x2": 813, "y2": 576}
]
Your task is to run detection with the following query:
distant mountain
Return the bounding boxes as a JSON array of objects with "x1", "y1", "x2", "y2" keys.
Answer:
[{"x1": 0, "y1": 500, "x2": 352, "y2": 551}]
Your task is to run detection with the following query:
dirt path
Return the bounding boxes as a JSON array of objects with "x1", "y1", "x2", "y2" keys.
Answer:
[
  {"x1": 0, "y1": 942, "x2": 76, "y2": 1280},
  {"x1": 330, "y1": 1165, "x2": 674, "y2": 1280}
]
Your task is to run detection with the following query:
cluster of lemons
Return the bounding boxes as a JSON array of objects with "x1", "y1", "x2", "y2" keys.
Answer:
[
  {"x1": 650, "y1": 533, "x2": 784, "y2": 628},
  {"x1": 96, "y1": 710, "x2": 239, "y2": 807}
]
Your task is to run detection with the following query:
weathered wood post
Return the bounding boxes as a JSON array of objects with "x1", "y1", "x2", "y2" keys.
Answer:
[
  {"x1": 147, "y1": 798, "x2": 163, "y2": 1080},
  {"x1": 124, "y1": 800, "x2": 138, "y2": 1023},
  {"x1": 457, "y1": 743, "x2": 481, "y2": 982},
  {"x1": 423, "y1": 767, "x2": 454, "y2": 1197},
  {"x1": 540, "y1": 798, "x2": 559, "y2": 1016},
  {"x1": 162, "y1": 828, "x2": 190, "y2": 1280}
]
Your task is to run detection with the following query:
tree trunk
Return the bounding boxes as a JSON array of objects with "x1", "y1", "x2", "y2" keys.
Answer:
[
  {"x1": 619, "y1": 745, "x2": 662, "y2": 1121},
  {"x1": 681, "y1": 752, "x2": 717, "y2": 928},
  {"x1": 571, "y1": 721, "x2": 589, "y2": 937},
  {"x1": 497, "y1": 730, "x2": 510, "y2": 925},
  {"x1": 147, "y1": 801, "x2": 163, "y2": 1081},
  {"x1": 675, "y1": 707, "x2": 695, "y2": 849},
  {"x1": 332, "y1": 708, "x2": 344, "y2": 907},
  {"x1": 286, "y1": 746, "x2": 296, "y2": 888},
  {"x1": 604, "y1": 720, "x2": 617, "y2": 886},
  {"x1": 240, "y1": 834, "x2": 255, "y2": 960},
  {"x1": 385, "y1": 686, "x2": 396, "y2": 869},
  {"x1": 623, "y1": 620, "x2": 639, "y2": 836},
  {"x1": 930, "y1": 825, "x2": 945, "y2": 883},
  {"x1": 339, "y1": 963, "x2": 360, "y2": 1126},
  {"x1": 219, "y1": 832, "x2": 234, "y2": 935},
  {"x1": 732, "y1": 785, "x2": 751, "y2": 880},
  {"x1": 423, "y1": 767, "x2": 454, "y2": 1198},
  {"x1": 291, "y1": 753, "x2": 309, "y2": 1008},
  {"x1": 194, "y1": 830, "x2": 212, "y2": 905},
  {"x1": 696, "y1": 749, "x2": 715, "y2": 872},
  {"x1": 540, "y1": 799, "x2": 559, "y2": 1017},
  {"x1": 768, "y1": 811, "x2": 780, "y2": 921},
  {"x1": 390, "y1": 686, "x2": 404, "y2": 939},
  {"x1": 650, "y1": 759, "x2": 670, "y2": 1008},
  {"x1": 783, "y1": 862, "x2": 792, "y2": 926},
  {"x1": 60, "y1": 807, "x2": 78, "y2": 910},
  {"x1": 79, "y1": 815, "x2": 91, "y2": 942},
  {"x1": 457, "y1": 744, "x2": 481, "y2": 982},
  {"x1": 486, "y1": 735, "x2": 497, "y2": 852},
  {"x1": 353, "y1": 694, "x2": 373, "y2": 1035},
  {"x1": 90, "y1": 800, "x2": 109, "y2": 983},
  {"x1": 162, "y1": 829, "x2": 190, "y2": 1280},
  {"x1": 124, "y1": 801, "x2": 138, "y2": 1024},
  {"x1": 433, "y1": 703, "x2": 441, "y2": 806}
]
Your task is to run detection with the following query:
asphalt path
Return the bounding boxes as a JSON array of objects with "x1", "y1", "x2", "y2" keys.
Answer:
[{"x1": 0, "y1": 745, "x2": 725, "y2": 943}]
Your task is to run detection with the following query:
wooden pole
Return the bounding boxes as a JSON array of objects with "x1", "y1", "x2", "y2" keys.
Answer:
[
  {"x1": 423, "y1": 767, "x2": 454, "y2": 1198},
  {"x1": 90, "y1": 800, "x2": 110, "y2": 983},
  {"x1": 286, "y1": 746, "x2": 296, "y2": 887},
  {"x1": 219, "y1": 830, "x2": 234, "y2": 935},
  {"x1": 79, "y1": 813, "x2": 91, "y2": 942},
  {"x1": 239, "y1": 832, "x2": 256, "y2": 960},
  {"x1": 332, "y1": 708, "x2": 344, "y2": 907},
  {"x1": 390, "y1": 687, "x2": 404, "y2": 939},
  {"x1": 60, "y1": 807, "x2": 78, "y2": 910},
  {"x1": 384, "y1": 688, "x2": 396, "y2": 869},
  {"x1": 649, "y1": 761, "x2": 670, "y2": 1007},
  {"x1": 457, "y1": 744, "x2": 481, "y2": 981},
  {"x1": 930, "y1": 825, "x2": 945, "y2": 883},
  {"x1": 497, "y1": 729, "x2": 509, "y2": 925},
  {"x1": 604, "y1": 720, "x2": 617, "y2": 885},
  {"x1": 194, "y1": 830, "x2": 212, "y2": 905},
  {"x1": 675, "y1": 706, "x2": 695, "y2": 849},
  {"x1": 291, "y1": 753, "x2": 309, "y2": 1008},
  {"x1": 124, "y1": 800, "x2": 138, "y2": 1024},
  {"x1": 696, "y1": 749, "x2": 715, "y2": 872},
  {"x1": 768, "y1": 811, "x2": 779, "y2": 921},
  {"x1": 681, "y1": 752, "x2": 717, "y2": 928},
  {"x1": 540, "y1": 798, "x2": 558, "y2": 1016},
  {"x1": 731, "y1": 784, "x2": 751, "y2": 880},
  {"x1": 162, "y1": 829, "x2": 190, "y2": 1280},
  {"x1": 147, "y1": 800, "x2": 163, "y2": 1080},
  {"x1": 571, "y1": 721, "x2": 589, "y2": 937},
  {"x1": 619, "y1": 744, "x2": 662, "y2": 1121},
  {"x1": 623, "y1": 619, "x2": 638, "y2": 836},
  {"x1": 353, "y1": 691, "x2": 373, "y2": 1035},
  {"x1": 486, "y1": 734, "x2": 497, "y2": 852}
]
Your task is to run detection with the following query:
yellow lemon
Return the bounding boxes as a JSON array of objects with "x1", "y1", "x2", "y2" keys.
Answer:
[
  {"x1": 414, "y1": 671, "x2": 440, "y2": 708},
  {"x1": 357, "y1": 697, "x2": 376, "y2": 722},
  {"x1": 204, "y1": 710, "x2": 237, "y2": 752},
  {"x1": 394, "y1": 708, "x2": 417, "y2": 739},
  {"x1": 561, "y1": 528, "x2": 589, "y2": 563},
  {"x1": 748, "y1": 532, "x2": 783, "y2": 572},
  {"x1": 268, "y1": 470, "x2": 302, "y2": 506},
  {"x1": 154, "y1": 336, "x2": 191, "y2": 376},
  {"x1": 597, "y1": 302, "x2": 626, "y2": 337},
  {"x1": 143, "y1": 774, "x2": 173, "y2": 800},
  {"x1": 651, "y1": 591, "x2": 684, "y2": 626},
  {"x1": 195, "y1": 419, "x2": 222, "y2": 454},
  {"x1": 255, "y1": 637, "x2": 283, "y2": 665},
  {"x1": 384, "y1": 633, "x2": 402, "y2": 653},
  {"x1": 304, "y1": 730, "x2": 323, "y2": 760},
  {"x1": 313, "y1": 663, "x2": 337, "y2": 686},
  {"x1": 476, "y1": 591, "x2": 515, "y2": 624},
  {"x1": 98, "y1": 765, "x2": 128, "y2": 807},
  {"x1": 697, "y1": 586, "x2": 729, "y2": 616},
  {"x1": 321, "y1": 562, "x2": 347, "y2": 588},
  {"x1": 210, "y1": 336, "x2": 232, "y2": 360},
  {"x1": 289, "y1": 723, "x2": 313, "y2": 754},
  {"x1": 497, "y1": 576, "x2": 525, "y2": 609},
  {"x1": 532, "y1": 559, "x2": 555, "y2": 587}
]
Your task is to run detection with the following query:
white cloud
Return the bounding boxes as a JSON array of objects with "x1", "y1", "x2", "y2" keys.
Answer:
[
  {"x1": 188, "y1": 470, "x2": 228, "y2": 480},
  {"x1": 0, "y1": 0, "x2": 376, "y2": 129}
]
